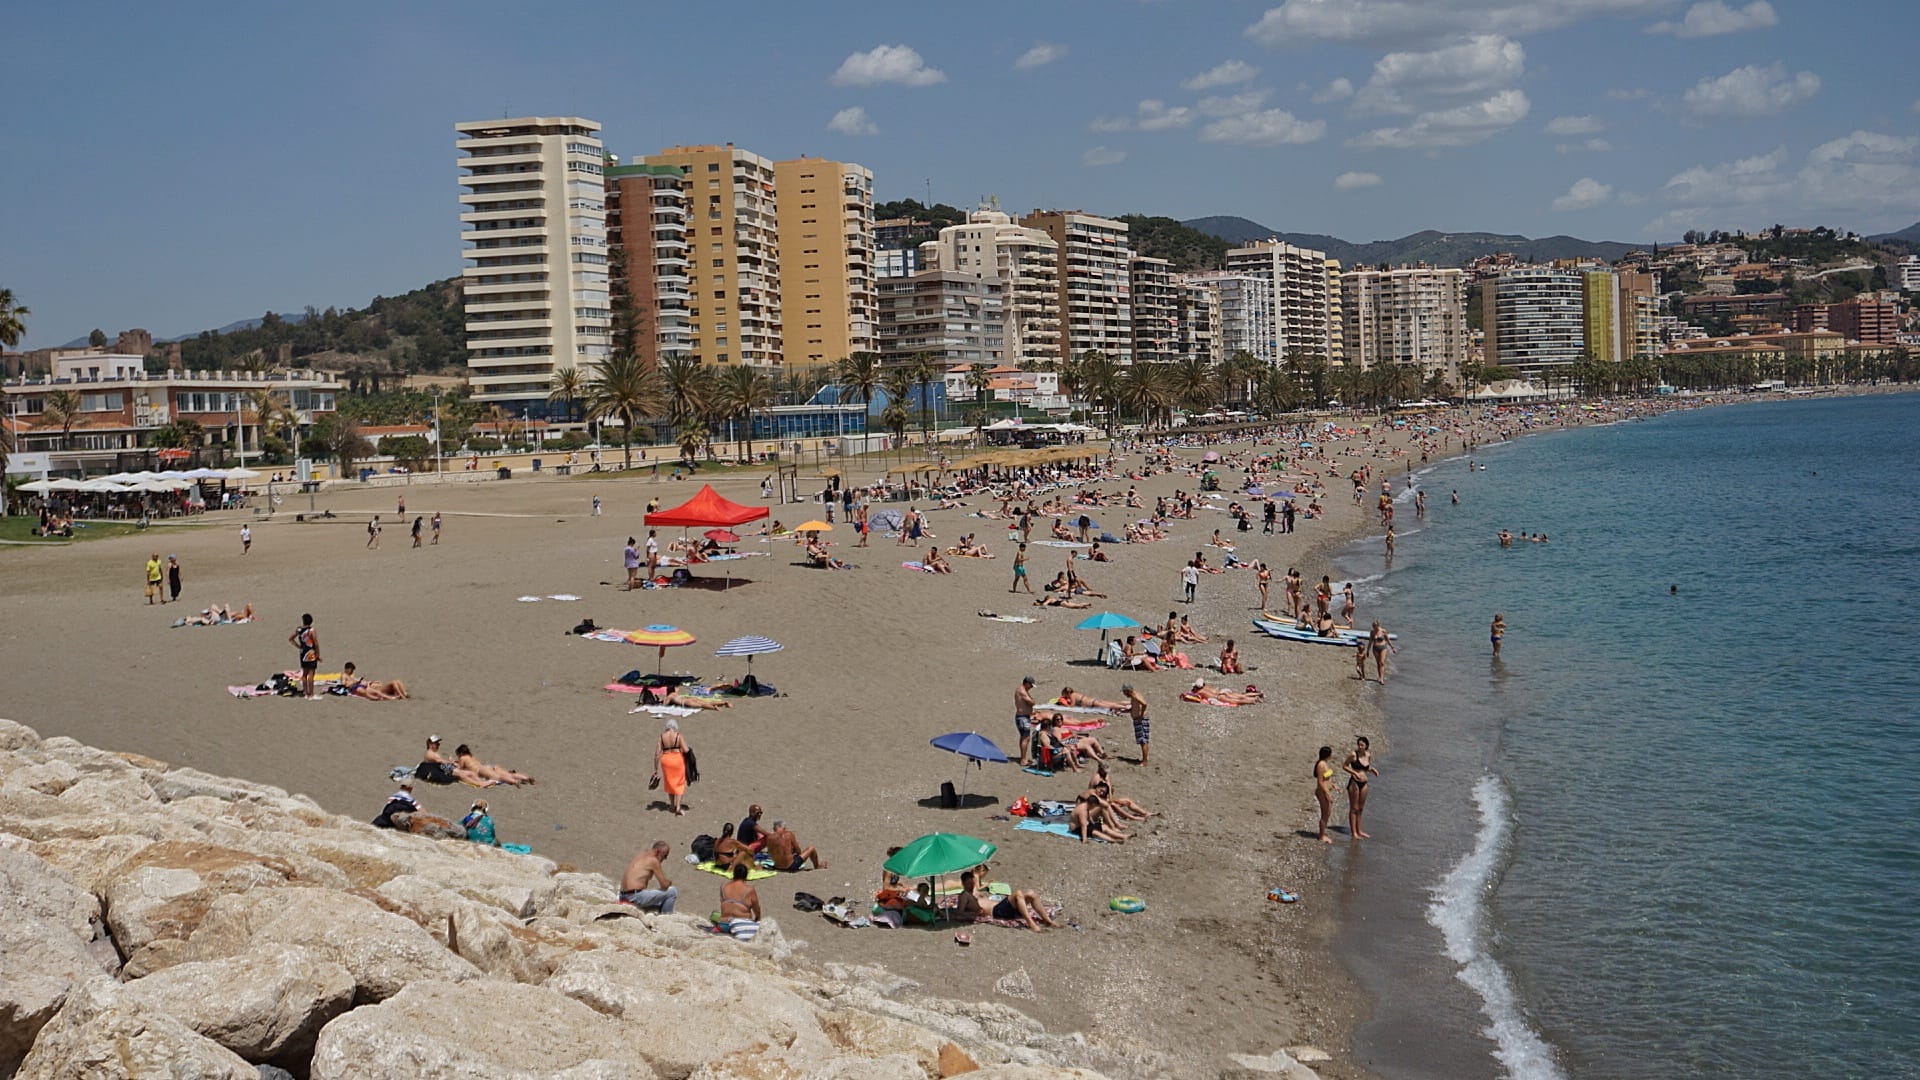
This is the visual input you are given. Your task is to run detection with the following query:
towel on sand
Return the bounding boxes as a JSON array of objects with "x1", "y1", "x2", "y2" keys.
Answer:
[
  {"x1": 1016, "y1": 820, "x2": 1105, "y2": 842},
  {"x1": 901, "y1": 561, "x2": 933, "y2": 572},
  {"x1": 977, "y1": 612, "x2": 1036, "y2": 624},
  {"x1": 696, "y1": 861, "x2": 777, "y2": 880},
  {"x1": 629, "y1": 704, "x2": 699, "y2": 717},
  {"x1": 1181, "y1": 693, "x2": 1243, "y2": 706}
]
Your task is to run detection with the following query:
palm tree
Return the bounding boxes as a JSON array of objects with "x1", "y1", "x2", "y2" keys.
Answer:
[
  {"x1": 1253, "y1": 368, "x2": 1300, "y2": 415},
  {"x1": 548, "y1": 368, "x2": 585, "y2": 423},
  {"x1": 1171, "y1": 356, "x2": 1217, "y2": 418},
  {"x1": 584, "y1": 351, "x2": 664, "y2": 469},
  {"x1": 1079, "y1": 351, "x2": 1121, "y2": 434},
  {"x1": 716, "y1": 364, "x2": 774, "y2": 461},
  {"x1": 966, "y1": 361, "x2": 993, "y2": 420},
  {"x1": 658, "y1": 355, "x2": 711, "y2": 427},
  {"x1": 0, "y1": 289, "x2": 29, "y2": 352},
  {"x1": 835, "y1": 352, "x2": 882, "y2": 413},
  {"x1": 40, "y1": 389, "x2": 82, "y2": 449},
  {"x1": 675, "y1": 418, "x2": 709, "y2": 464},
  {"x1": 1283, "y1": 350, "x2": 1329, "y2": 408},
  {"x1": 907, "y1": 353, "x2": 939, "y2": 445},
  {"x1": 1219, "y1": 350, "x2": 1261, "y2": 410},
  {"x1": 879, "y1": 366, "x2": 914, "y2": 446}
]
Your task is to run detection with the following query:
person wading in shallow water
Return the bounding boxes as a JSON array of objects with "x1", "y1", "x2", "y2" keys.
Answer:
[{"x1": 1344, "y1": 736, "x2": 1379, "y2": 840}]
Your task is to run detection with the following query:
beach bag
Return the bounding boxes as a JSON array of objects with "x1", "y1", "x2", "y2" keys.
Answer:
[
  {"x1": 792, "y1": 891, "x2": 825, "y2": 912},
  {"x1": 572, "y1": 619, "x2": 597, "y2": 636},
  {"x1": 690, "y1": 834, "x2": 717, "y2": 862},
  {"x1": 940, "y1": 781, "x2": 959, "y2": 809}
]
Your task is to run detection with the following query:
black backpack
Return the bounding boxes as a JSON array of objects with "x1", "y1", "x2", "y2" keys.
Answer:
[{"x1": 690, "y1": 833, "x2": 717, "y2": 862}]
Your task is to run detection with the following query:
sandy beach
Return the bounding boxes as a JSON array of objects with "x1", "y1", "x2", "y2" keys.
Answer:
[{"x1": 0, "y1": 406, "x2": 1660, "y2": 1076}]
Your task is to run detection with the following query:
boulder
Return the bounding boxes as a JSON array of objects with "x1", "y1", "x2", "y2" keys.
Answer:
[
  {"x1": 545, "y1": 947, "x2": 834, "y2": 1076},
  {"x1": 309, "y1": 981, "x2": 659, "y2": 1080},
  {"x1": 163, "y1": 887, "x2": 479, "y2": 1002},
  {"x1": 118, "y1": 945, "x2": 354, "y2": 1067},
  {"x1": 14, "y1": 976, "x2": 256, "y2": 1080},
  {"x1": 0, "y1": 718, "x2": 41, "y2": 751},
  {"x1": 0, "y1": 847, "x2": 104, "y2": 944},
  {"x1": 146, "y1": 766, "x2": 292, "y2": 805},
  {"x1": 56, "y1": 774, "x2": 159, "y2": 816},
  {"x1": 0, "y1": 908, "x2": 102, "y2": 1074},
  {"x1": 2, "y1": 760, "x2": 82, "y2": 796},
  {"x1": 373, "y1": 875, "x2": 551, "y2": 983},
  {"x1": 100, "y1": 841, "x2": 306, "y2": 955}
]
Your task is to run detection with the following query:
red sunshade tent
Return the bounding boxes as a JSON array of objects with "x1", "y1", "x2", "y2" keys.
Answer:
[{"x1": 643, "y1": 484, "x2": 770, "y2": 529}]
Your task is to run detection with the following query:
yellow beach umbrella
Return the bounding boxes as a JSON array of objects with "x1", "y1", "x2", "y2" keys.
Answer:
[{"x1": 795, "y1": 520, "x2": 833, "y2": 532}]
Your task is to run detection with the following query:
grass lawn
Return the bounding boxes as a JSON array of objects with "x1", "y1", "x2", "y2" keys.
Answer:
[{"x1": 0, "y1": 516, "x2": 203, "y2": 546}]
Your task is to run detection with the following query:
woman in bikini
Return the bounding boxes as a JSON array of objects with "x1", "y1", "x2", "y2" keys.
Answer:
[
  {"x1": 1314, "y1": 745, "x2": 1337, "y2": 842},
  {"x1": 1218, "y1": 638, "x2": 1243, "y2": 675},
  {"x1": 1285, "y1": 568, "x2": 1303, "y2": 616},
  {"x1": 1340, "y1": 583, "x2": 1357, "y2": 628},
  {"x1": 1369, "y1": 620, "x2": 1394, "y2": 684},
  {"x1": 454, "y1": 744, "x2": 533, "y2": 786},
  {"x1": 1344, "y1": 736, "x2": 1379, "y2": 840},
  {"x1": 653, "y1": 719, "x2": 692, "y2": 816},
  {"x1": 1256, "y1": 562, "x2": 1273, "y2": 613}
]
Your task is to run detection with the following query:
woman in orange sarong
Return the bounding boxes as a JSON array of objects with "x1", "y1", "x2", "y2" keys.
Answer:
[{"x1": 653, "y1": 719, "x2": 691, "y2": 816}]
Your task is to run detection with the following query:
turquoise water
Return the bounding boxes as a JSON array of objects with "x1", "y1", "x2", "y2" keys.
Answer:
[{"x1": 1335, "y1": 393, "x2": 1920, "y2": 1079}]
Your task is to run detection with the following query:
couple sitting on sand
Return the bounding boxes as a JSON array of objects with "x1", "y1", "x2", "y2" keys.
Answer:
[
  {"x1": 712, "y1": 806, "x2": 828, "y2": 872},
  {"x1": 416, "y1": 735, "x2": 534, "y2": 787}
]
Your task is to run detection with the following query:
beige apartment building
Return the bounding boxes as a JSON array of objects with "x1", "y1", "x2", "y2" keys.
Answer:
[
  {"x1": 1340, "y1": 266, "x2": 1468, "y2": 383},
  {"x1": 1175, "y1": 278, "x2": 1223, "y2": 366},
  {"x1": 640, "y1": 144, "x2": 782, "y2": 367},
  {"x1": 773, "y1": 157, "x2": 876, "y2": 369},
  {"x1": 923, "y1": 209, "x2": 1061, "y2": 368},
  {"x1": 1225, "y1": 240, "x2": 1334, "y2": 362},
  {"x1": 1021, "y1": 211, "x2": 1134, "y2": 364},
  {"x1": 456, "y1": 116, "x2": 611, "y2": 410},
  {"x1": 1325, "y1": 259, "x2": 1346, "y2": 368}
]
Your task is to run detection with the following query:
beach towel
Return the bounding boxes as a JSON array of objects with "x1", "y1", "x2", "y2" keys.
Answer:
[
  {"x1": 227, "y1": 685, "x2": 274, "y2": 698},
  {"x1": 1033, "y1": 541, "x2": 1091, "y2": 549},
  {"x1": 501, "y1": 843, "x2": 534, "y2": 855},
  {"x1": 629, "y1": 704, "x2": 699, "y2": 717},
  {"x1": 603, "y1": 683, "x2": 651, "y2": 694},
  {"x1": 1060, "y1": 719, "x2": 1109, "y2": 733},
  {"x1": 696, "y1": 861, "x2": 777, "y2": 880},
  {"x1": 1022, "y1": 766, "x2": 1055, "y2": 778},
  {"x1": 719, "y1": 918, "x2": 759, "y2": 941},
  {"x1": 1016, "y1": 820, "x2": 1105, "y2": 842},
  {"x1": 901, "y1": 561, "x2": 933, "y2": 572},
  {"x1": 547, "y1": 593, "x2": 581, "y2": 601},
  {"x1": 977, "y1": 612, "x2": 1036, "y2": 624},
  {"x1": 584, "y1": 629, "x2": 631, "y2": 643},
  {"x1": 1045, "y1": 703, "x2": 1117, "y2": 715},
  {"x1": 516, "y1": 596, "x2": 542, "y2": 602}
]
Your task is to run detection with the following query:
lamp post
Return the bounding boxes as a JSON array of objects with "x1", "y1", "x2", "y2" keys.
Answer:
[{"x1": 432, "y1": 387, "x2": 443, "y2": 477}]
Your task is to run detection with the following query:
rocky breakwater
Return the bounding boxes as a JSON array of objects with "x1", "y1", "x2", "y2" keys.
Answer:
[{"x1": 0, "y1": 717, "x2": 1133, "y2": 1080}]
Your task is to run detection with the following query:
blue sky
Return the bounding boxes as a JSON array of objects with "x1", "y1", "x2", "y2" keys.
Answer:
[{"x1": 4, "y1": 0, "x2": 1916, "y2": 349}]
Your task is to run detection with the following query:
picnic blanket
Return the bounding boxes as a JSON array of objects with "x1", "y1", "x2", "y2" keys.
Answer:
[
  {"x1": 696, "y1": 860, "x2": 777, "y2": 880},
  {"x1": 1016, "y1": 820, "x2": 1104, "y2": 842}
]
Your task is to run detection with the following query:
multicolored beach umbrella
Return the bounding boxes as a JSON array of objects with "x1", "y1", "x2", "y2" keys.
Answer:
[{"x1": 626, "y1": 624, "x2": 696, "y2": 673}]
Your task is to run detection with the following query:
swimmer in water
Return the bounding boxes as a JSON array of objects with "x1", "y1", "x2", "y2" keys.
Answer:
[{"x1": 1491, "y1": 612, "x2": 1506, "y2": 658}]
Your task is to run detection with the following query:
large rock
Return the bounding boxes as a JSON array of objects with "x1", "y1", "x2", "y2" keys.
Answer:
[
  {"x1": 160, "y1": 887, "x2": 479, "y2": 1002},
  {"x1": 118, "y1": 945, "x2": 354, "y2": 1068},
  {"x1": 0, "y1": 908, "x2": 102, "y2": 1075},
  {"x1": 545, "y1": 948, "x2": 836, "y2": 1076},
  {"x1": 0, "y1": 847, "x2": 104, "y2": 945},
  {"x1": 309, "y1": 981, "x2": 659, "y2": 1080},
  {"x1": 374, "y1": 874, "x2": 552, "y2": 983},
  {"x1": 100, "y1": 841, "x2": 306, "y2": 956},
  {"x1": 145, "y1": 766, "x2": 293, "y2": 806},
  {"x1": 14, "y1": 977, "x2": 255, "y2": 1080},
  {"x1": 0, "y1": 718, "x2": 41, "y2": 751}
]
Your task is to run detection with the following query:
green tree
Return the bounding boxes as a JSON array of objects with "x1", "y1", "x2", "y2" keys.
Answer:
[
  {"x1": 88, "y1": 328, "x2": 108, "y2": 348},
  {"x1": 584, "y1": 351, "x2": 664, "y2": 469},
  {"x1": 1120, "y1": 362, "x2": 1177, "y2": 428},
  {"x1": 1170, "y1": 356, "x2": 1217, "y2": 416},
  {"x1": 716, "y1": 364, "x2": 774, "y2": 461},
  {"x1": 308, "y1": 415, "x2": 371, "y2": 476},
  {"x1": 658, "y1": 355, "x2": 712, "y2": 426},
  {"x1": 1218, "y1": 350, "x2": 1262, "y2": 410},
  {"x1": 836, "y1": 351, "x2": 882, "y2": 412},
  {"x1": 879, "y1": 366, "x2": 914, "y2": 444},
  {"x1": 1283, "y1": 351, "x2": 1329, "y2": 407},
  {"x1": 966, "y1": 361, "x2": 994, "y2": 419},
  {"x1": 907, "y1": 353, "x2": 939, "y2": 444},
  {"x1": 1079, "y1": 351, "x2": 1121, "y2": 434},
  {"x1": 1253, "y1": 368, "x2": 1300, "y2": 414},
  {"x1": 0, "y1": 289, "x2": 29, "y2": 352},
  {"x1": 39, "y1": 389, "x2": 82, "y2": 449},
  {"x1": 152, "y1": 418, "x2": 204, "y2": 451},
  {"x1": 548, "y1": 367, "x2": 585, "y2": 424},
  {"x1": 675, "y1": 418, "x2": 709, "y2": 464}
]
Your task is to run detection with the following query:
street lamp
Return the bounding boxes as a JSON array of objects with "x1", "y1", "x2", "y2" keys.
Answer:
[{"x1": 431, "y1": 387, "x2": 444, "y2": 477}]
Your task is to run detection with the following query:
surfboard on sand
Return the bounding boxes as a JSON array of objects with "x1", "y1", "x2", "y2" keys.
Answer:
[{"x1": 1252, "y1": 619, "x2": 1396, "y2": 645}]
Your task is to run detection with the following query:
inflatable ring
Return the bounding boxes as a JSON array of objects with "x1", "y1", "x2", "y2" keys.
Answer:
[{"x1": 1109, "y1": 896, "x2": 1146, "y2": 914}]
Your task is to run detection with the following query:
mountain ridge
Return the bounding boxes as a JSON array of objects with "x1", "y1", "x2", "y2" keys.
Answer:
[{"x1": 1183, "y1": 216, "x2": 1645, "y2": 266}]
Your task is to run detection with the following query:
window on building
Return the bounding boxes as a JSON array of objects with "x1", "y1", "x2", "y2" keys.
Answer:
[{"x1": 707, "y1": 163, "x2": 720, "y2": 172}]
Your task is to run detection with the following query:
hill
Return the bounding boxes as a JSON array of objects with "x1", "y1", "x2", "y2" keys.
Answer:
[
  {"x1": 172, "y1": 279, "x2": 465, "y2": 373},
  {"x1": 1869, "y1": 221, "x2": 1920, "y2": 252},
  {"x1": 1182, "y1": 216, "x2": 1641, "y2": 267}
]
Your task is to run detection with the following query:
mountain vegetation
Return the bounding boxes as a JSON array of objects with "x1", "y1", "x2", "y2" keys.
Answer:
[
  {"x1": 1183, "y1": 216, "x2": 1641, "y2": 266},
  {"x1": 1118, "y1": 215, "x2": 1230, "y2": 272},
  {"x1": 174, "y1": 279, "x2": 465, "y2": 374}
]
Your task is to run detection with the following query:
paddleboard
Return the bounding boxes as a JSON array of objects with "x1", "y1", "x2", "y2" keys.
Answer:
[{"x1": 1252, "y1": 619, "x2": 1396, "y2": 645}]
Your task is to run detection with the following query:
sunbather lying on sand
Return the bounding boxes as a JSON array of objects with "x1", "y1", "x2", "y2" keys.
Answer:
[
  {"x1": 954, "y1": 869, "x2": 1059, "y2": 931},
  {"x1": 419, "y1": 736, "x2": 496, "y2": 786},
  {"x1": 174, "y1": 603, "x2": 255, "y2": 626},
  {"x1": 1057, "y1": 686, "x2": 1126, "y2": 711},
  {"x1": 1188, "y1": 678, "x2": 1263, "y2": 705},
  {"x1": 664, "y1": 689, "x2": 732, "y2": 710},
  {"x1": 455, "y1": 743, "x2": 534, "y2": 786},
  {"x1": 340, "y1": 662, "x2": 408, "y2": 700},
  {"x1": 1033, "y1": 595, "x2": 1091, "y2": 609}
]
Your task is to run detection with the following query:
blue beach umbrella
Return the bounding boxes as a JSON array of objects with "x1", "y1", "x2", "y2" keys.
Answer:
[
  {"x1": 1075, "y1": 611, "x2": 1142, "y2": 659},
  {"x1": 929, "y1": 732, "x2": 1009, "y2": 803}
]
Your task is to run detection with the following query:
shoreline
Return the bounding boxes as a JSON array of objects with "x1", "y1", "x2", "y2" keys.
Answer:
[{"x1": 0, "y1": 388, "x2": 1891, "y2": 1076}]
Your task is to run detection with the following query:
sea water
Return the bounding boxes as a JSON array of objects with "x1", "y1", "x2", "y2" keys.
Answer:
[{"x1": 1330, "y1": 393, "x2": 1920, "y2": 1079}]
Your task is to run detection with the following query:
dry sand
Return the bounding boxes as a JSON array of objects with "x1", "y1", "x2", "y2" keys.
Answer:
[{"x1": 1, "y1": 424, "x2": 1461, "y2": 1077}]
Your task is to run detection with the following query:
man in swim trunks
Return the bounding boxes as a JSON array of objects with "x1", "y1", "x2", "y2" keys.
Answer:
[
  {"x1": 619, "y1": 840, "x2": 678, "y2": 912},
  {"x1": 953, "y1": 869, "x2": 1058, "y2": 931},
  {"x1": 1124, "y1": 684, "x2": 1150, "y2": 765},
  {"x1": 763, "y1": 820, "x2": 828, "y2": 871},
  {"x1": 1015, "y1": 676, "x2": 1039, "y2": 764}
]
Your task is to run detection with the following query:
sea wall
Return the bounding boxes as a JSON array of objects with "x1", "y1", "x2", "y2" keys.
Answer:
[{"x1": 0, "y1": 716, "x2": 1158, "y2": 1080}]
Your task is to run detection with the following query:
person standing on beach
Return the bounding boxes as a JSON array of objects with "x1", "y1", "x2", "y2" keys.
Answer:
[
  {"x1": 592, "y1": 494, "x2": 602, "y2": 517},
  {"x1": 166, "y1": 555, "x2": 183, "y2": 604},
  {"x1": 1255, "y1": 561, "x2": 1272, "y2": 613},
  {"x1": 1415, "y1": 489, "x2": 1427, "y2": 519},
  {"x1": 1011, "y1": 543, "x2": 1033, "y2": 593},
  {"x1": 290, "y1": 614, "x2": 320, "y2": 700},
  {"x1": 397, "y1": 493, "x2": 405, "y2": 517},
  {"x1": 431, "y1": 511, "x2": 442, "y2": 545},
  {"x1": 1314, "y1": 745, "x2": 1337, "y2": 843},
  {"x1": 1123, "y1": 683, "x2": 1151, "y2": 765},
  {"x1": 240, "y1": 524, "x2": 252, "y2": 554},
  {"x1": 1369, "y1": 620, "x2": 1394, "y2": 684},
  {"x1": 1384, "y1": 527, "x2": 1396, "y2": 562},
  {"x1": 411, "y1": 517, "x2": 424, "y2": 548},
  {"x1": 1344, "y1": 736, "x2": 1379, "y2": 840},
  {"x1": 1014, "y1": 675, "x2": 1038, "y2": 764},
  {"x1": 366, "y1": 516, "x2": 381, "y2": 549},
  {"x1": 1282, "y1": 498, "x2": 1295, "y2": 533},
  {"x1": 645, "y1": 530, "x2": 660, "y2": 580},
  {"x1": 145, "y1": 553, "x2": 163, "y2": 605},
  {"x1": 1491, "y1": 613, "x2": 1506, "y2": 659},
  {"x1": 622, "y1": 537, "x2": 641, "y2": 590},
  {"x1": 1181, "y1": 560, "x2": 1199, "y2": 604}
]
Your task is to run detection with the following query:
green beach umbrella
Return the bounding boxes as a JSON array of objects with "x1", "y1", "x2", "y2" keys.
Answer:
[{"x1": 883, "y1": 833, "x2": 998, "y2": 878}]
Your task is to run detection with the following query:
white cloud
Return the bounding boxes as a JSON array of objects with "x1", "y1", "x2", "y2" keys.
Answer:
[
  {"x1": 1347, "y1": 88, "x2": 1531, "y2": 149},
  {"x1": 1798, "y1": 130, "x2": 1920, "y2": 213},
  {"x1": 1198, "y1": 90, "x2": 1272, "y2": 117},
  {"x1": 1311, "y1": 77, "x2": 1355, "y2": 104},
  {"x1": 1911, "y1": 99, "x2": 1920, "y2": 114},
  {"x1": 1681, "y1": 62, "x2": 1820, "y2": 119},
  {"x1": 1082, "y1": 146, "x2": 1127, "y2": 167},
  {"x1": 1556, "y1": 137, "x2": 1614, "y2": 153},
  {"x1": 1245, "y1": 0, "x2": 1671, "y2": 49},
  {"x1": 1335, "y1": 171, "x2": 1383, "y2": 189},
  {"x1": 1015, "y1": 43, "x2": 1067, "y2": 70},
  {"x1": 1184, "y1": 60, "x2": 1260, "y2": 90},
  {"x1": 1659, "y1": 147, "x2": 1792, "y2": 209},
  {"x1": 1089, "y1": 114, "x2": 1132, "y2": 133},
  {"x1": 827, "y1": 106, "x2": 879, "y2": 136},
  {"x1": 831, "y1": 45, "x2": 946, "y2": 87},
  {"x1": 1136, "y1": 99, "x2": 1195, "y2": 131},
  {"x1": 1645, "y1": 135, "x2": 1920, "y2": 234},
  {"x1": 1199, "y1": 108, "x2": 1327, "y2": 146},
  {"x1": 1647, "y1": 0, "x2": 1777, "y2": 37},
  {"x1": 1545, "y1": 114, "x2": 1605, "y2": 135},
  {"x1": 1354, "y1": 34, "x2": 1526, "y2": 114},
  {"x1": 1552, "y1": 177, "x2": 1614, "y2": 211}
]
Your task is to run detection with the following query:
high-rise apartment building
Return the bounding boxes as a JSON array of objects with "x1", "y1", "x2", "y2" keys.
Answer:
[
  {"x1": 773, "y1": 158, "x2": 876, "y2": 368},
  {"x1": 1895, "y1": 255, "x2": 1920, "y2": 293},
  {"x1": 925, "y1": 210, "x2": 1061, "y2": 368},
  {"x1": 1583, "y1": 270, "x2": 1624, "y2": 363},
  {"x1": 1340, "y1": 266, "x2": 1468, "y2": 382},
  {"x1": 875, "y1": 270, "x2": 1004, "y2": 368},
  {"x1": 1791, "y1": 298, "x2": 1899, "y2": 344},
  {"x1": 456, "y1": 116, "x2": 610, "y2": 409},
  {"x1": 640, "y1": 145, "x2": 781, "y2": 367},
  {"x1": 605, "y1": 161, "x2": 692, "y2": 368},
  {"x1": 1225, "y1": 240, "x2": 1333, "y2": 362},
  {"x1": 1129, "y1": 256, "x2": 1179, "y2": 363},
  {"x1": 1180, "y1": 272, "x2": 1275, "y2": 364},
  {"x1": 1617, "y1": 271, "x2": 1659, "y2": 360},
  {"x1": 1021, "y1": 211, "x2": 1133, "y2": 364},
  {"x1": 1482, "y1": 268, "x2": 1586, "y2": 379},
  {"x1": 1325, "y1": 259, "x2": 1346, "y2": 368},
  {"x1": 1175, "y1": 278, "x2": 1223, "y2": 366}
]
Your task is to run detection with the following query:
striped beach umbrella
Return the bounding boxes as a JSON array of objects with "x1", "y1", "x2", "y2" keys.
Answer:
[
  {"x1": 626, "y1": 624, "x2": 696, "y2": 673},
  {"x1": 715, "y1": 635, "x2": 783, "y2": 685}
]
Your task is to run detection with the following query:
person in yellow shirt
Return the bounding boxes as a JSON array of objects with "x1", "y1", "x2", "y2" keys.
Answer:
[{"x1": 144, "y1": 554, "x2": 163, "y2": 605}]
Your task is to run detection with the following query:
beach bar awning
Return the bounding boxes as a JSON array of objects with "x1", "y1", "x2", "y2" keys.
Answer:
[{"x1": 643, "y1": 484, "x2": 770, "y2": 528}]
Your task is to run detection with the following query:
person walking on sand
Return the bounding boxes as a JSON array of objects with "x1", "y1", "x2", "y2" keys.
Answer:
[
  {"x1": 592, "y1": 494, "x2": 602, "y2": 517},
  {"x1": 623, "y1": 537, "x2": 641, "y2": 591},
  {"x1": 1123, "y1": 683, "x2": 1151, "y2": 765},
  {"x1": 1181, "y1": 560, "x2": 1199, "y2": 604},
  {"x1": 1490, "y1": 613, "x2": 1506, "y2": 659},
  {"x1": 240, "y1": 524, "x2": 252, "y2": 555},
  {"x1": 397, "y1": 493, "x2": 405, "y2": 516},
  {"x1": 145, "y1": 553, "x2": 164, "y2": 605},
  {"x1": 1314, "y1": 745, "x2": 1338, "y2": 843},
  {"x1": 1340, "y1": 583, "x2": 1357, "y2": 628},
  {"x1": 1354, "y1": 636, "x2": 1368, "y2": 681},
  {"x1": 166, "y1": 555, "x2": 183, "y2": 604},
  {"x1": 290, "y1": 613, "x2": 320, "y2": 700},
  {"x1": 1344, "y1": 736, "x2": 1379, "y2": 839},
  {"x1": 1011, "y1": 543, "x2": 1033, "y2": 593},
  {"x1": 411, "y1": 517, "x2": 424, "y2": 548},
  {"x1": 366, "y1": 516, "x2": 381, "y2": 549},
  {"x1": 653, "y1": 718, "x2": 692, "y2": 817},
  {"x1": 431, "y1": 511, "x2": 441, "y2": 545}
]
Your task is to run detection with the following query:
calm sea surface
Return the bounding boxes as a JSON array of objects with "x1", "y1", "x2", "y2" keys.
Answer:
[{"x1": 1329, "y1": 393, "x2": 1920, "y2": 1079}]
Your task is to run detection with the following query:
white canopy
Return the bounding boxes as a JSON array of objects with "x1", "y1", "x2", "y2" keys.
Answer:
[{"x1": 224, "y1": 467, "x2": 262, "y2": 479}]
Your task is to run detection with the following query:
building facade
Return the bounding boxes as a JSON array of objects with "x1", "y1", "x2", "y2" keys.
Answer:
[
  {"x1": 1180, "y1": 272, "x2": 1274, "y2": 364},
  {"x1": 456, "y1": 116, "x2": 611, "y2": 410},
  {"x1": 604, "y1": 161, "x2": 692, "y2": 368},
  {"x1": 640, "y1": 144, "x2": 782, "y2": 367},
  {"x1": 1583, "y1": 270, "x2": 1624, "y2": 363},
  {"x1": 1325, "y1": 259, "x2": 1346, "y2": 368},
  {"x1": 1224, "y1": 240, "x2": 1333, "y2": 362},
  {"x1": 925, "y1": 210, "x2": 1061, "y2": 369},
  {"x1": 1791, "y1": 299, "x2": 1899, "y2": 344},
  {"x1": 1482, "y1": 268, "x2": 1586, "y2": 379},
  {"x1": 1339, "y1": 266, "x2": 1468, "y2": 383},
  {"x1": 1021, "y1": 211, "x2": 1133, "y2": 364},
  {"x1": 1174, "y1": 278, "x2": 1223, "y2": 366},
  {"x1": 1128, "y1": 256, "x2": 1179, "y2": 363},
  {"x1": 773, "y1": 157, "x2": 876, "y2": 368},
  {"x1": 875, "y1": 270, "x2": 1005, "y2": 369}
]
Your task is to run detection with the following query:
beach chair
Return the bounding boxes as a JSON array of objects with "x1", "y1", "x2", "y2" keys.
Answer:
[{"x1": 1104, "y1": 639, "x2": 1124, "y2": 668}]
